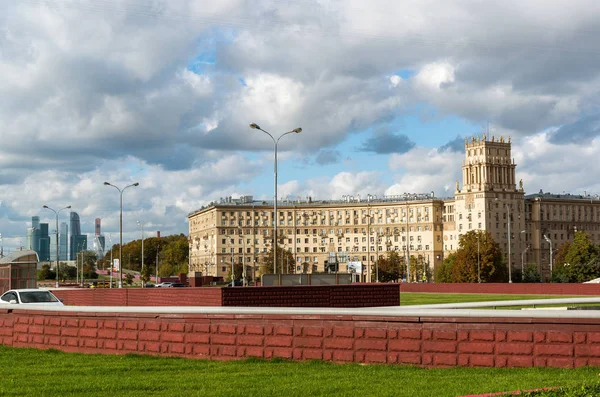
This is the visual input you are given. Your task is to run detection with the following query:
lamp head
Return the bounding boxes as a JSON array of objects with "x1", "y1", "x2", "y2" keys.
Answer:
[
  {"x1": 133, "y1": 182, "x2": 139, "y2": 187},
  {"x1": 104, "y1": 182, "x2": 110, "y2": 186},
  {"x1": 66, "y1": 205, "x2": 71, "y2": 209},
  {"x1": 293, "y1": 127, "x2": 302, "y2": 133},
  {"x1": 250, "y1": 123, "x2": 260, "y2": 130},
  {"x1": 43, "y1": 205, "x2": 48, "y2": 208}
]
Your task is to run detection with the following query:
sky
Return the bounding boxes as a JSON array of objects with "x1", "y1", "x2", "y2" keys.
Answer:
[{"x1": 1, "y1": 0, "x2": 600, "y2": 253}]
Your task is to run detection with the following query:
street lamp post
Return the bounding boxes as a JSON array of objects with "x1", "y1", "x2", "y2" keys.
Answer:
[
  {"x1": 375, "y1": 230, "x2": 380, "y2": 283},
  {"x1": 366, "y1": 214, "x2": 371, "y2": 283},
  {"x1": 544, "y1": 235, "x2": 553, "y2": 278},
  {"x1": 250, "y1": 123, "x2": 302, "y2": 274},
  {"x1": 42, "y1": 205, "x2": 71, "y2": 288},
  {"x1": 137, "y1": 221, "x2": 144, "y2": 287},
  {"x1": 107, "y1": 233, "x2": 113, "y2": 288},
  {"x1": 104, "y1": 182, "x2": 139, "y2": 288},
  {"x1": 521, "y1": 245, "x2": 530, "y2": 281}
]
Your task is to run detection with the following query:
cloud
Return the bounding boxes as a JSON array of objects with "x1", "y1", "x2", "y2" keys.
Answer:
[
  {"x1": 359, "y1": 127, "x2": 416, "y2": 154},
  {"x1": 548, "y1": 114, "x2": 600, "y2": 144},
  {"x1": 438, "y1": 135, "x2": 465, "y2": 153},
  {"x1": 314, "y1": 150, "x2": 342, "y2": 165}
]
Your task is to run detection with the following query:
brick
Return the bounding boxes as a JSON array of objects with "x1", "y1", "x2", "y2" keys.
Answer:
[
  {"x1": 496, "y1": 343, "x2": 532, "y2": 355},
  {"x1": 507, "y1": 331, "x2": 533, "y2": 342},
  {"x1": 399, "y1": 329, "x2": 422, "y2": 340},
  {"x1": 423, "y1": 341, "x2": 457, "y2": 353},
  {"x1": 274, "y1": 326, "x2": 293, "y2": 336},
  {"x1": 364, "y1": 351, "x2": 388, "y2": 364},
  {"x1": 546, "y1": 332, "x2": 572, "y2": 344},
  {"x1": 459, "y1": 342, "x2": 494, "y2": 354},
  {"x1": 547, "y1": 358, "x2": 574, "y2": 368},
  {"x1": 324, "y1": 338, "x2": 354, "y2": 350},
  {"x1": 168, "y1": 323, "x2": 186, "y2": 333},
  {"x1": 575, "y1": 345, "x2": 600, "y2": 357},
  {"x1": 364, "y1": 328, "x2": 387, "y2": 339},
  {"x1": 265, "y1": 336, "x2": 293, "y2": 347},
  {"x1": 433, "y1": 353, "x2": 457, "y2": 366},
  {"x1": 355, "y1": 339, "x2": 387, "y2": 351},
  {"x1": 117, "y1": 331, "x2": 138, "y2": 341},
  {"x1": 331, "y1": 350, "x2": 354, "y2": 362},
  {"x1": 212, "y1": 334, "x2": 236, "y2": 345},
  {"x1": 506, "y1": 356, "x2": 533, "y2": 367},
  {"x1": 79, "y1": 328, "x2": 98, "y2": 339},
  {"x1": 398, "y1": 352, "x2": 421, "y2": 365},
  {"x1": 433, "y1": 330, "x2": 456, "y2": 341},
  {"x1": 244, "y1": 325, "x2": 264, "y2": 335},
  {"x1": 389, "y1": 340, "x2": 420, "y2": 352},
  {"x1": 98, "y1": 329, "x2": 117, "y2": 339},
  {"x1": 139, "y1": 331, "x2": 161, "y2": 342},
  {"x1": 294, "y1": 337, "x2": 322, "y2": 349},
  {"x1": 535, "y1": 344, "x2": 573, "y2": 357},
  {"x1": 468, "y1": 354, "x2": 495, "y2": 367},
  {"x1": 238, "y1": 335, "x2": 263, "y2": 346},
  {"x1": 185, "y1": 333, "x2": 210, "y2": 344}
]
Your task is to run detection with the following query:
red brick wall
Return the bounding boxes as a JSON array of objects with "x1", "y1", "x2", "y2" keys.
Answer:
[
  {"x1": 222, "y1": 284, "x2": 400, "y2": 307},
  {"x1": 2, "y1": 308, "x2": 600, "y2": 368},
  {"x1": 51, "y1": 284, "x2": 400, "y2": 308},
  {"x1": 51, "y1": 288, "x2": 223, "y2": 307},
  {"x1": 401, "y1": 283, "x2": 600, "y2": 295}
]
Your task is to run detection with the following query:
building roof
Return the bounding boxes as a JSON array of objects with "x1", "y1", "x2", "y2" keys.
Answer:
[
  {"x1": 525, "y1": 192, "x2": 600, "y2": 202},
  {"x1": 187, "y1": 193, "x2": 453, "y2": 218},
  {"x1": 0, "y1": 250, "x2": 39, "y2": 265}
]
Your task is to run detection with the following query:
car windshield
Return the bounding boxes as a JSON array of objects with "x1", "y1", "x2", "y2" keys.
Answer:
[{"x1": 19, "y1": 291, "x2": 59, "y2": 303}]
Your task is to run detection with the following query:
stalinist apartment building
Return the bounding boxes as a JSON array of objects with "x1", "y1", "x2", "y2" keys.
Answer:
[{"x1": 188, "y1": 135, "x2": 600, "y2": 281}]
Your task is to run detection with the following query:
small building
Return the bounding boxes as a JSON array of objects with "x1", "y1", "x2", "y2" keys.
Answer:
[{"x1": 0, "y1": 250, "x2": 39, "y2": 294}]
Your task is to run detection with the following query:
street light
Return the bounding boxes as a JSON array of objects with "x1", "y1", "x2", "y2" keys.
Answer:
[
  {"x1": 543, "y1": 235, "x2": 553, "y2": 277},
  {"x1": 42, "y1": 205, "x2": 71, "y2": 288},
  {"x1": 521, "y1": 245, "x2": 530, "y2": 281},
  {"x1": 250, "y1": 123, "x2": 302, "y2": 274},
  {"x1": 104, "y1": 181, "x2": 139, "y2": 288},
  {"x1": 107, "y1": 233, "x2": 113, "y2": 288},
  {"x1": 137, "y1": 221, "x2": 145, "y2": 287}
]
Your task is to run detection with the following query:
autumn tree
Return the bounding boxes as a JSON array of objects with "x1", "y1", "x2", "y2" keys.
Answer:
[
  {"x1": 259, "y1": 245, "x2": 295, "y2": 276},
  {"x1": 451, "y1": 230, "x2": 506, "y2": 283},
  {"x1": 377, "y1": 251, "x2": 403, "y2": 282}
]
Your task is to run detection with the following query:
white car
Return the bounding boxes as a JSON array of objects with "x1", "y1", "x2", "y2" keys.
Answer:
[
  {"x1": 155, "y1": 282, "x2": 173, "y2": 288},
  {"x1": 0, "y1": 289, "x2": 64, "y2": 306}
]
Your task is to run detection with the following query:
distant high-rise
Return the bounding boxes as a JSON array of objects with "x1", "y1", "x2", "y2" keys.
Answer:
[
  {"x1": 69, "y1": 211, "x2": 84, "y2": 260},
  {"x1": 38, "y1": 223, "x2": 50, "y2": 261},
  {"x1": 59, "y1": 222, "x2": 68, "y2": 261},
  {"x1": 95, "y1": 218, "x2": 101, "y2": 235},
  {"x1": 70, "y1": 212, "x2": 81, "y2": 237}
]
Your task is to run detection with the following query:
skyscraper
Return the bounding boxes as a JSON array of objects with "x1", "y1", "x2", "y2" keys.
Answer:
[
  {"x1": 69, "y1": 211, "x2": 84, "y2": 260},
  {"x1": 59, "y1": 222, "x2": 68, "y2": 261},
  {"x1": 38, "y1": 223, "x2": 50, "y2": 261}
]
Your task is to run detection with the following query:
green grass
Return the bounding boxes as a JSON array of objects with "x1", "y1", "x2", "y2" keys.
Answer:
[
  {"x1": 0, "y1": 346, "x2": 599, "y2": 396},
  {"x1": 400, "y1": 292, "x2": 583, "y2": 306}
]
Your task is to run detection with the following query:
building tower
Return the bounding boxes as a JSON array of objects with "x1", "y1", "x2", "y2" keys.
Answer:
[
  {"x1": 454, "y1": 135, "x2": 525, "y2": 280},
  {"x1": 69, "y1": 212, "x2": 86, "y2": 260},
  {"x1": 59, "y1": 222, "x2": 68, "y2": 261}
]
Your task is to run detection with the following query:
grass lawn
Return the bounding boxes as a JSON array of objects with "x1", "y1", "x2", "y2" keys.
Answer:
[
  {"x1": 399, "y1": 293, "x2": 583, "y2": 306},
  {"x1": 0, "y1": 346, "x2": 599, "y2": 397}
]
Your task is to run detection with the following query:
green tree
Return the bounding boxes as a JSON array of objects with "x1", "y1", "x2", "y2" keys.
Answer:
[
  {"x1": 80, "y1": 250, "x2": 99, "y2": 280},
  {"x1": 260, "y1": 245, "x2": 295, "y2": 276},
  {"x1": 453, "y1": 230, "x2": 506, "y2": 283},
  {"x1": 124, "y1": 273, "x2": 134, "y2": 286},
  {"x1": 561, "y1": 231, "x2": 600, "y2": 282},
  {"x1": 37, "y1": 264, "x2": 56, "y2": 281},
  {"x1": 377, "y1": 251, "x2": 403, "y2": 282},
  {"x1": 435, "y1": 253, "x2": 456, "y2": 283},
  {"x1": 523, "y1": 263, "x2": 541, "y2": 283}
]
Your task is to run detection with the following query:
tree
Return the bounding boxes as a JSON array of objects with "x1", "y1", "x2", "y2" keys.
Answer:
[
  {"x1": 450, "y1": 231, "x2": 506, "y2": 283},
  {"x1": 124, "y1": 273, "x2": 134, "y2": 286},
  {"x1": 260, "y1": 245, "x2": 295, "y2": 276},
  {"x1": 523, "y1": 263, "x2": 541, "y2": 283},
  {"x1": 37, "y1": 264, "x2": 56, "y2": 281},
  {"x1": 377, "y1": 251, "x2": 403, "y2": 282},
  {"x1": 435, "y1": 253, "x2": 456, "y2": 283},
  {"x1": 561, "y1": 232, "x2": 600, "y2": 282},
  {"x1": 80, "y1": 250, "x2": 99, "y2": 280}
]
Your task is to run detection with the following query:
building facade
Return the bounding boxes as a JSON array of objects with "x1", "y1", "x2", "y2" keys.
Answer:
[{"x1": 188, "y1": 135, "x2": 600, "y2": 282}]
